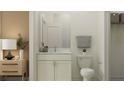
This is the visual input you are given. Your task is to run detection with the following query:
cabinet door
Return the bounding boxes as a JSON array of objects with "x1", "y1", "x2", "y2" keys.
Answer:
[
  {"x1": 38, "y1": 61, "x2": 54, "y2": 81},
  {"x1": 55, "y1": 61, "x2": 71, "y2": 81}
]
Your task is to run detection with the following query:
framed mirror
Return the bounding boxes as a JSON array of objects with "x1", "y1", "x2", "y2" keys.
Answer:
[{"x1": 39, "y1": 12, "x2": 71, "y2": 49}]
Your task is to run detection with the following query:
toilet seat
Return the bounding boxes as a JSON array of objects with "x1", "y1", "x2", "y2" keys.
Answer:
[{"x1": 80, "y1": 68, "x2": 95, "y2": 80}]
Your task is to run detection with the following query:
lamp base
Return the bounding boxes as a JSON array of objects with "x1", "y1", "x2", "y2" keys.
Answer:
[{"x1": 5, "y1": 51, "x2": 14, "y2": 60}]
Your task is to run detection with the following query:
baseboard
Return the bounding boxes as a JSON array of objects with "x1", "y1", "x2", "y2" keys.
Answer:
[
  {"x1": 110, "y1": 76, "x2": 124, "y2": 81},
  {"x1": 97, "y1": 73, "x2": 103, "y2": 81},
  {"x1": 72, "y1": 77, "x2": 82, "y2": 81}
]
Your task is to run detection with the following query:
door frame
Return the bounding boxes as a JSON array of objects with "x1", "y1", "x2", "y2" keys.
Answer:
[
  {"x1": 29, "y1": 11, "x2": 37, "y2": 81},
  {"x1": 104, "y1": 11, "x2": 111, "y2": 80},
  {"x1": 29, "y1": 11, "x2": 41, "y2": 81}
]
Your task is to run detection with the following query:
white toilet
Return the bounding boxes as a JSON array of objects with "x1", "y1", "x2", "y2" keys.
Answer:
[{"x1": 77, "y1": 55, "x2": 95, "y2": 81}]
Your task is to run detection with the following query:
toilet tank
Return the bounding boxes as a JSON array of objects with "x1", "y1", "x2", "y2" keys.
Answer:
[{"x1": 77, "y1": 55, "x2": 92, "y2": 68}]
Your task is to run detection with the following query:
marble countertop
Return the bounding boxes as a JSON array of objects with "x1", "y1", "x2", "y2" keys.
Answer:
[
  {"x1": 37, "y1": 48, "x2": 72, "y2": 55},
  {"x1": 37, "y1": 51, "x2": 72, "y2": 55}
]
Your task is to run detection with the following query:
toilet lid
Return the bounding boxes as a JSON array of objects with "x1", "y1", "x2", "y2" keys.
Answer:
[
  {"x1": 81, "y1": 68, "x2": 94, "y2": 73},
  {"x1": 80, "y1": 68, "x2": 95, "y2": 78}
]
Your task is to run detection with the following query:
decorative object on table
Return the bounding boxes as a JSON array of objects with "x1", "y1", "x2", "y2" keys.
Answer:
[
  {"x1": 39, "y1": 42, "x2": 48, "y2": 52},
  {"x1": 14, "y1": 55, "x2": 19, "y2": 60},
  {"x1": 17, "y1": 33, "x2": 28, "y2": 59},
  {"x1": 39, "y1": 42, "x2": 44, "y2": 52},
  {"x1": 2, "y1": 39, "x2": 17, "y2": 60},
  {"x1": 43, "y1": 45, "x2": 48, "y2": 52}
]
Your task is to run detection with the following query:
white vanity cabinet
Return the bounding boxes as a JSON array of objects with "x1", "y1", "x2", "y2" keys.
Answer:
[{"x1": 37, "y1": 53, "x2": 72, "y2": 81}]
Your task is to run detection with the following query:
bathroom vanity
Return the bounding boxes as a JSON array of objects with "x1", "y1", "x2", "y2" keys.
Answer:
[{"x1": 37, "y1": 52, "x2": 72, "y2": 81}]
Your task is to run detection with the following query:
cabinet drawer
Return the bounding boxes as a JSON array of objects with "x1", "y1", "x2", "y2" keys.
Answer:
[
  {"x1": 0, "y1": 60, "x2": 25, "y2": 75},
  {"x1": 37, "y1": 54, "x2": 72, "y2": 61},
  {"x1": 1, "y1": 64, "x2": 18, "y2": 72}
]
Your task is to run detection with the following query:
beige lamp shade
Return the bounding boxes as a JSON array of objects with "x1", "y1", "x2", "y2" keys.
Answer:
[{"x1": 2, "y1": 39, "x2": 17, "y2": 50}]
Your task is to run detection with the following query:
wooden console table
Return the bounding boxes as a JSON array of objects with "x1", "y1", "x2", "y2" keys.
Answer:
[{"x1": 0, "y1": 59, "x2": 27, "y2": 81}]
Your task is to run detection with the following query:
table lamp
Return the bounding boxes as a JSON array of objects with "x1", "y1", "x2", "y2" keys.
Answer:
[{"x1": 2, "y1": 39, "x2": 17, "y2": 60}]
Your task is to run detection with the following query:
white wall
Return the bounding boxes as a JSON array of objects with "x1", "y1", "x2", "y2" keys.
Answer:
[
  {"x1": 97, "y1": 12, "x2": 105, "y2": 80},
  {"x1": 29, "y1": 11, "x2": 106, "y2": 81}
]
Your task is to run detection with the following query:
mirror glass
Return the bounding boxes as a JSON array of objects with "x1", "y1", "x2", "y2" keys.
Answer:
[{"x1": 40, "y1": 12, "x2": 71, "y2": 48}]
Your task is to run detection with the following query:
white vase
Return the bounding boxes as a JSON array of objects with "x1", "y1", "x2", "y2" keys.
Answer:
[
  {"x1": 19, "y1": 49, "x2": 24, "y2": 60},
  {"x1": 0, "y1": 50, "x2": 3, "y2": 60}
]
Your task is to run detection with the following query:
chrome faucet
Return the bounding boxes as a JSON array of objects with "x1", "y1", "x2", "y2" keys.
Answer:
[{"x1": 54, "y1": 46, "x2": 56, "y2": 52}]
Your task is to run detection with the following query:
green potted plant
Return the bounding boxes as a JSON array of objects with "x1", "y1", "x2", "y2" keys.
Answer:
[{"x1": 17, "y1": 33, "x2": 28, "y2": 59}]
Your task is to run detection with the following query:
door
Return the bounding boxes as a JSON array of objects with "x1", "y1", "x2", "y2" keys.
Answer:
[
  {"x1": 38, "y1": 61, "x2": 54, "y2": 81},
  {"x1": 55, "y1": 61, "x2": 71, "y2": 81}
]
